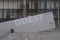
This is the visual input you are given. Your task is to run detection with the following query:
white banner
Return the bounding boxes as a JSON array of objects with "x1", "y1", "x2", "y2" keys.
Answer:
[{"x1": 0, "y1": 12, "x2": 55, "y2": 35}]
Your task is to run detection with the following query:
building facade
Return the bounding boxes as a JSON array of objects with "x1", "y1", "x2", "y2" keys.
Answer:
[{"x1": 0, "y1": 0, "x2": 60, "y2": 23}]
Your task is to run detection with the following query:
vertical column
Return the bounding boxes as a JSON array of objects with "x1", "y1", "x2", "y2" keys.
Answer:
[
  {"x1": 4, "y1": 1, "x2": 8, "y2": 19},
  {"x1": 35, "y1": 0, "x2": 38, "y2": 15},
  {"x1": 29, "y1": 0, "x2": 31, "y2": 15},
  {"x1": 14, "y1": 1, "x2": 17, "y2": 18},
  {"x1": 31, "y1": 0, "x2": 32, "y2": 16},
  {"x1": 17, "y1": 0, "x2": 18, "y2": 18},
  {"x1": 49, "y1": 0, "x2": 51, "y2": 11},
  {"x1": 11, "y1": 0, "x2": 14, "y2": 19},
  {"x1": 42, "y1": 1, "x2": 44, "y2": 9},
  {"x1": 47, "y1": 1, "x2": 50, "y2": 10},
  {"x1": 29, "y1": 0, "x2": 35, "y2": 16},
  {"x1": 44, "y1": 0, "x2": 47, "y2": 9},
  {"x1": 38, "y1": 1, "x2": 41, "y2": 9},
  {"x1": 53, "y1": 1, "x2": 57, "y2": 19},
  {"x1": 44, "y1": 0, "x2": 47, "y2": 12},
  {"x1": 41, "y1": 1, "x2": 44, "y2": 13},
  {"x1": 26, "y1": 0, "x2": 29, "y2": 16},
  {"x1": 0, "y1": 1, "x2": 3, "y2": 21},
  {"x1": 23, "y1": 0, "x2": 26, "y2": 17},
  {"x1": 2, "y1": 0, "x2": 4, "y2": 20},
  {"x1": 38, "y1": 0, "x2": 41, "y2": 14},
  {"x1": 17, "y1": 0, "x2": 20, "y2": 18},
  {"x1": 29, "y1": 1, "x2": 31, "y2": 9},
  {"x1": 54, "y1": 1, "x2": 57, "y2": 9},
  {"x1": 57, "y1": 0, "x2": 59, "y2": 25},
  {"x1": 20, "y1": 0, "x2": 23, "y2": 18},
  {"x1": 0, "y1": 10, "x2": 2, "y2": 19},
  {"x1": 51, "y1": 1, "x2": 54, "y2": 9}
]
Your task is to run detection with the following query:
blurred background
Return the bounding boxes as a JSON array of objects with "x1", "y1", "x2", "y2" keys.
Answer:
[{"x1": 0, "y1": 0, "x2": 59, "y2": 28}]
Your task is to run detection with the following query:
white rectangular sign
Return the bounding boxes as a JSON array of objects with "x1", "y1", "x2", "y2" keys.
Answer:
[{"x1": 0, "y1": 12, "x2": 55, "y2": 33}]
